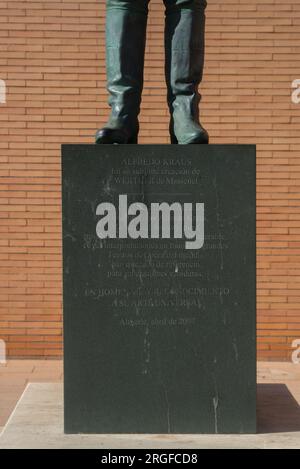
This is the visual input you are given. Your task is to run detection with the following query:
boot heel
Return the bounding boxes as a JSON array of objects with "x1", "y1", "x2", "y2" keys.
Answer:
[
  {"x1": 127, "y1": 133, "x2": 138, "y2": 144},
  {"x1": 170, "y1": 132, "x2": 178, "y2": 144}
]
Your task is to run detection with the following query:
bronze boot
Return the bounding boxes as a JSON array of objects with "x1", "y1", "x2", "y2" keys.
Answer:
[
  {"x1": 164, "y1": 0, "x2": 209, "y2": 144},
  {"x1": 96, "y1": 0, "x2": 149, "y2": 144}
]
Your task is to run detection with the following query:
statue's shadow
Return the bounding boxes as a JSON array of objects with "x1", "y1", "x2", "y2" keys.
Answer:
[{"x1": 257, "y1": 383, "x2": 300, "y2": 433}]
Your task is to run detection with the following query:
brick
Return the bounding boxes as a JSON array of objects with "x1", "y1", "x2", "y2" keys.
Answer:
[{"x1": 1, "y1": 0, "x2": 300, "y2": 360}]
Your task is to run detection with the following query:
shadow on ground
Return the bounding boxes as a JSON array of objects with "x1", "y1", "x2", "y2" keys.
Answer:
[{"x1": 257, "y1": 383, "x2": 300, "y2": 433}]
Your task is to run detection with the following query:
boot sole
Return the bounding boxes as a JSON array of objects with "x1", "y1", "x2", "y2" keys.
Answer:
[
  {"x1": 95, "y1": 131, "x2": 138, "y2": 145},
  {"x1": 170, "y1": 133, "x2": 209, "y2": 145}
]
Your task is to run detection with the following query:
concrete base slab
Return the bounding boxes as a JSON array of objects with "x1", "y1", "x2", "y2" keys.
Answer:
[{"x1": 0, "y1": 383, "x2": 299, "y2": 449}]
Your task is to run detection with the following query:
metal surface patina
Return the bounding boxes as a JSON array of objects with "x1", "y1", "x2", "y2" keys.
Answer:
[{"x1": 95, "y1": 0, "x2": 209, "y2": 145}]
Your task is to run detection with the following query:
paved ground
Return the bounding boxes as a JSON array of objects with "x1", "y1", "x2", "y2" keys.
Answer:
[
  {"x1": 0, "y1": 360, "x2": 63, "y2": 433},
  {"x1": 0, "y1": 360, "x2": 299, "y2": 448}
]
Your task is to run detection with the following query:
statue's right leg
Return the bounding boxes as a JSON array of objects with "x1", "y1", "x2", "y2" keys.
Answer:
[{"x1": 95, "y1": 0, "x2": 150, "y2": 144}]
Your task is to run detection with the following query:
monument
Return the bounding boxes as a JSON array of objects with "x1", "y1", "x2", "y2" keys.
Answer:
[
  {"x1": 62, "y1": 144, "x2": 256, "y2": 434},
  {"x1": 62, "y1": 0, "x2": 256, "y2": 435}
]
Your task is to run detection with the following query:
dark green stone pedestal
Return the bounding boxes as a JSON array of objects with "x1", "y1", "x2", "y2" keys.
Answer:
[{"x1": 62, "y1": 144, "x2": 256, "y2": 434}]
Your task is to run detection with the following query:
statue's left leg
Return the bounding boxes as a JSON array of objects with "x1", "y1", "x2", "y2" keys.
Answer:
[{"x1": 164, "y1": 0, "x2": 209, "y2": 144}]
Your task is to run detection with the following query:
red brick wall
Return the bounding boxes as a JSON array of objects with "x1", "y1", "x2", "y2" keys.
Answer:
[{"x1": 0, "y1": 0, "x2": 300, "y2": 360}]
